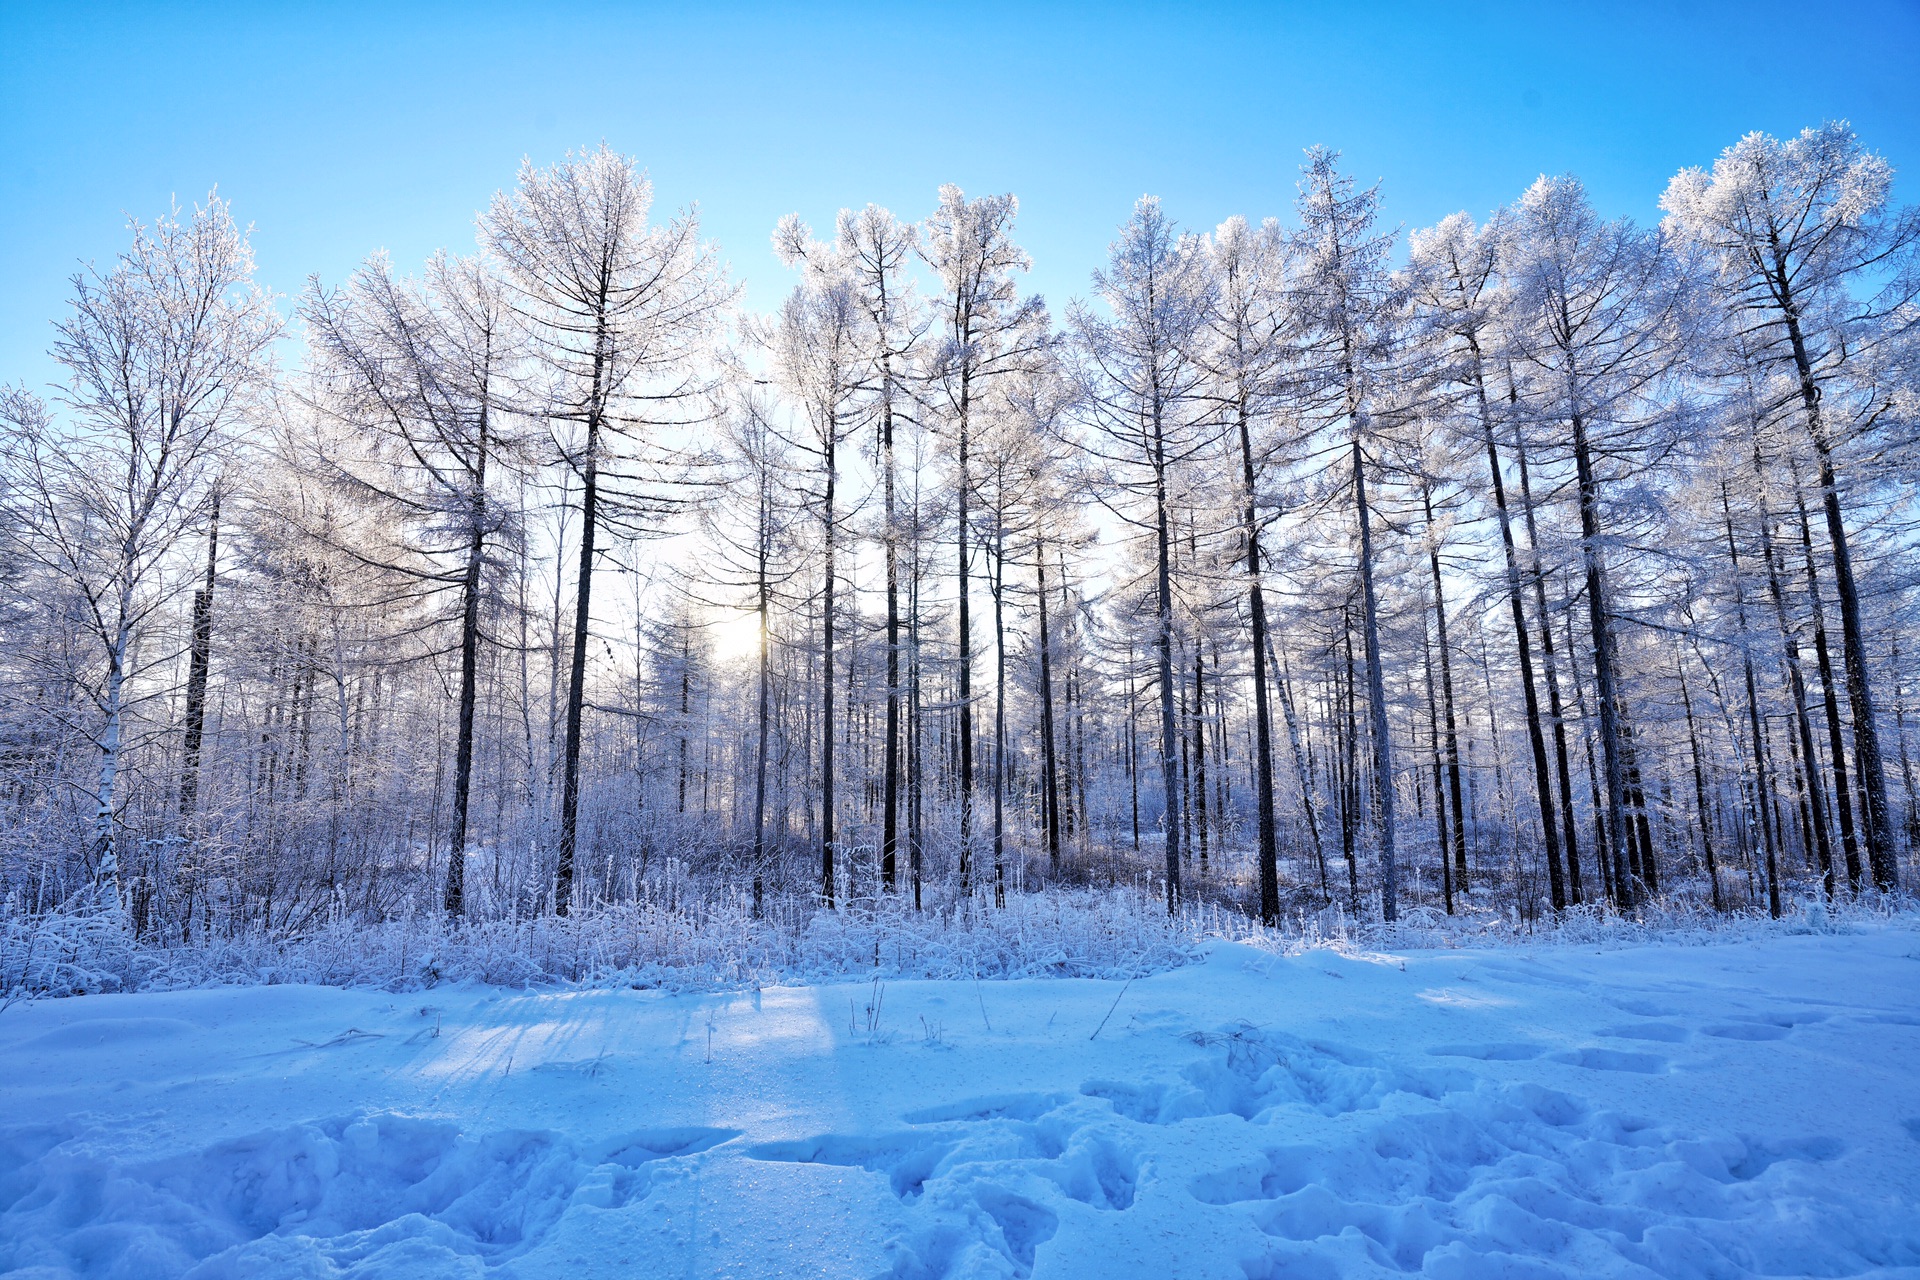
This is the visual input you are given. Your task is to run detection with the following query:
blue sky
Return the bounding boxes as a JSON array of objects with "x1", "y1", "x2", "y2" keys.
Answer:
[{"x1": 3, "y1": 1, "x2": 1916, "y2": 394}]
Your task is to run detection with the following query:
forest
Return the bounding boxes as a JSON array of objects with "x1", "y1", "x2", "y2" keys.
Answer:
[{"x1": 3, "y1": 121, "x2": 1917, "y2": 982}]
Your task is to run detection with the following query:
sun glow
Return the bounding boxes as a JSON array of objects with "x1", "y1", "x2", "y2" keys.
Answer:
[{"x1": 708, "y1": 610, "x2": 764, "y2": 664}]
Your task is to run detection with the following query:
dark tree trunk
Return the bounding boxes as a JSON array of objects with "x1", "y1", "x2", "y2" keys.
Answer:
[
  {"x1": 1751, "y1": 475, "x2": 1836, "y2": 897},
  {"x1": 1422, "y1": 608, "x2": 1454, "y2": 914},
  {"x1": 1794, "y1": 472, "x2": 1864, "y2": 892},
  {"x1": 1678, "y1": 652, "x2": 1724, "y2": 910},
  {"x1": 555, "y1": 407, "x2": 603, "y2": 916},
  {"x1": 1153, "y1": 425, "x2": 1183, "y2": 913},
  {"x1": 1422, "y1": 485, "x2": 1472, "y2": 904},
  {"x1": 1474, "y1": 367, "x2": 1564, "y2": 907},
  {"x1": 1774, "y1": 263, "x2": 1895, "y2": 888},
  {"x1": 1512, "y1": 409, "x2": 1582, "y2": 903},
  {"x1": 1567, "y1": 403, "x2": 1632, "y2": 911},
  {"x1": 751, "y1": 480, "x2": 771, "y2": 918},
  {"x1": 1721, "y1": 488, "x2": 1783, "y2": 918},
  {"x1": 1353, "y1": 441, "x2": 1398, "y2": 920},
  {"x1": 956, "y1": 381, "x2": 975, "y2": 896},
  {"x1": 445, "y1": 418, "x2": 489, "y2": 917},
  {"x1": 178, "y1": 490, "x2": 221, "y2": 826},
  {"x1": 1036, "y1": 535, "x2": 1062, "y2": 866},
  {"x1": 1341, "y1": 610, "x2": 1362, "y2": 917},
  {"x1": 821, "y1": 431, "x2": 839, "y2": 907}
]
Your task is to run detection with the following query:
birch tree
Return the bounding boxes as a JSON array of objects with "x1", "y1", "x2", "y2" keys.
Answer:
[{"x1": 0, "y1": 194, "x2": 277, "y2": 892}]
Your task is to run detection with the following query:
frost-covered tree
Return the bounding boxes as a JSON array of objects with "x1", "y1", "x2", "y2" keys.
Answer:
[
  {"x1": 0, "y1": 194, "x2": 278, "y2": 892},
  {"x1": 301, "y1": 250, "x2": 528, "y2": 916},
  {"x1": 1663, "y1": 122, "x2": 1920, "y2": 891},
  {"x1": 1505, "y1": 175, "x2": 1692, "y2": 908},
  {"x1": 920, "y1": 186, "x2": 1049, "y2": 893},
  {"x1": 1074, "y1": 196, "x2": 1214, "y2": 911},
  {"x1": 1199, "y1": 214, "x2": 1292, "y2": 922},
  {"x1": 1288, "y1": 149, "x2": 1408, "y2": 921},
  {"x1": 482, "y1": 145, "x2": 728, "y2": 914}
]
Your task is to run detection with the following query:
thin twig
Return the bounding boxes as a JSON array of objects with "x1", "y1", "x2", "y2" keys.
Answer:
[{"x1": 1089, "y1": 974, "x2": 1136, "y2": 1041}]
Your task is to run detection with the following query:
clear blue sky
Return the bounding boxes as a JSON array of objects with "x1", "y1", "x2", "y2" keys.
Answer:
[{"x1": 3, "y1": 1, "x2": 1916, "y2": 394}]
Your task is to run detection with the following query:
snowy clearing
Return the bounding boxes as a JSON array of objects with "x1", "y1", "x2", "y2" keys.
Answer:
[{"x1": 3, "y1": 927, "x2": 1918, "y2": 1279}]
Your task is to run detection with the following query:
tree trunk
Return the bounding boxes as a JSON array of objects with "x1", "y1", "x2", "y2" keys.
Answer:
[
  {"x1": 1422, "y1": 607, "x2": 1454, "y2": 914},
  {"x1": 1567, "y1": 404, "x2": 1631, "y2": 911},
  {"x1": 821, "y1": 429, "x2": 838, "y2": 907},
  {"x1": 178, "y1": 490, "x2": 221, "y2": 828},
  {"x1": 1749, "y1": 475, "x2": 1836, "y2": 897},
  {"x1": 1474, "y1": 370, "x2": 1563, "y2": 907},
  {"x1": 1036, "y1": 533, "x2": 1062, "y2": 867},
  {"x1": 1153, "y1": 441, "x2": 1183, "y2": 913},
  {"x1": 444, "y1": 465, "x2": 487, "y2": 916},
  {"x1": 956, "y1": 379, "x2": 975, "y2": 896},
  {"x1": 752, "y1": 478, "x2": 771, "y2": 918},
  {"x1": 1511, "y1": 404, "x2": 1583, "y2": 903},
  {"x1": 1721, "y1": 487, "x2": 1783, "y2": 917},
  {"x1": 1352, "y1": 441, "x2": 1398, "y2": 921},
  {"x1": 1677, "y1": 651, "x2": 1724, "y2": 911},
  {"x1": 1422, "y1": 486, "x2": 1472, "y2": 904},
  {"x1": 991, "y1": 522, "x2": 1007, "y2": 907},
  {"x1": 555, "y1": 405, "x2": 602, "y2": 916},
  {"x1": 1773, "y1": 263, "x2": 1895, "y2": 888},
  {"x1": 1794, "y1": 470, "x2": 1864, "y2": 892}
]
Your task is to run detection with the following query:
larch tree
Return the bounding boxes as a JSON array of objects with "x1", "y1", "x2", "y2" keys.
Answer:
[
  {"x1": 1504, "y1": 174, "x2": 1692, "y2": 909},
  {"x1": 301, "y1": 249, "x2": 526, "y2": 916},
  {"x1": 1073, "y1": 196, "x2": 1214, "y2": 913},
  {"x1": 1663, "y1": 122, "x2": 1920, "y2": 891},
  {"x1": 1289, "y1": 149, "x2": 1407, "y2": 922},
  {"x1": 765, "y1": 228, "x2": 869, "y2": 907},
  {"x1": 482, "y1": 145, "x2": 728, "y2": 914},
  {"x1": 1199, "y1": 213, "x2": 1291, "y2": 923},
  {"x1": 920, "y1": 186, "x2": 1049, "y2": 895}
]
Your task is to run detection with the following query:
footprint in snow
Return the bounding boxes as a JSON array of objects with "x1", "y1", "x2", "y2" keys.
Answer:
[
  {"x1": 1596, "y1": 1022, "x2": 1692, "y2": 1043},
  {"x1": 1549, "y1": 1047, "x2": 1669, "y2": 1073},
  {"x1": 1424, "y1": 1042, "x2": 1546, "y2": 1061},
  {"x1": 0, "y1": 1113, "x2": 740, "y2": 1278},
  {"x1": 1704, "y1": 1022, "x2": 1791, "y2": 1041},
  {"x1": 900, "y1": 1093, "x2": 1068, "y2": 1124},
  {"x1": 746, "y1": 1097, "x2": 1135, "y2": 1278}
]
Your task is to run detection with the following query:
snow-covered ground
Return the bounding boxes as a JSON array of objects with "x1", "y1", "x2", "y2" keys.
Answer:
[{"x1": 3, "y1": 926, "x2": 1918, "y2": 1279}]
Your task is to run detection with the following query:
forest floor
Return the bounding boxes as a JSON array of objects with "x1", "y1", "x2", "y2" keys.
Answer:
[{"x1": 2, "y1": 923, "x2": 1917, "y2": 1279}]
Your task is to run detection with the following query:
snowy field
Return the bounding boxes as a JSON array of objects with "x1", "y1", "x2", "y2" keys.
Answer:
[{"x1": 3, "y1": 926, "x2": 1918, "y2": 1279}]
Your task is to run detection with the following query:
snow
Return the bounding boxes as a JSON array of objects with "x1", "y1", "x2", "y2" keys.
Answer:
[{"x1": 3, "y1": 926, "x2": 1918, "y2": 1278}]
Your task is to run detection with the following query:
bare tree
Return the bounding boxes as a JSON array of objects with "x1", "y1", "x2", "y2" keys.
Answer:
[
  {"x1": 301, "y1": 250, "x2": 526, "y2": 916},
  {"x1": 1, "y1": 193, "x2": 277, "y2": 892},
  {"x1": 483, "y1": 145, "x2": 728, "y2": 914}
]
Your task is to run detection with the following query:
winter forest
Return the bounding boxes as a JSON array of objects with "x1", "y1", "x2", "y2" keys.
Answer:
[
  {"x1": 5, "y1": 4, "x2": 1920, "y2": 1259},
  {"x1": 3, "y1": 121, "x2": 1919, "y2": 983}
]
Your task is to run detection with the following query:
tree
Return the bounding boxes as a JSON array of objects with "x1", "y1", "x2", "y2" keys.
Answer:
[
  {"x1": 1410, "y1": 210, "x2": 1577, "y2": 911},
  {"x1": 1200, "y1": 214, "x2": 1290, "y2": 922},
  {"x1": 301, "y1": 250, "x2": 525, "y2": 916},
  {"x1": 763, "y1": 243, "x2": 868, "y2": 906},
  {"x1": 0, "y1": 193, "x2": 277, "y2": 892},
  {"x1": 837, "y1": 206, "x2": 922, "y2": 892},
  {"x1": 1505, "y1": 174, "x2": 1690, "y2": 909},
  {"x1": 1289, "y1": 149, "x2": 1406, "y2": 921},
  {"x1": 1663, "y1": 122, "x2": 1920, "y2": 891},
  {"x1": 920, "y1": 186, "x2": 1048, "y2": 894},
  {"x1": 483, "y1": 145, "x2": 728, "y2": 914},
  {"x1": 1073, "y1": 196, "x2": 1213, "y2": 912}
]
